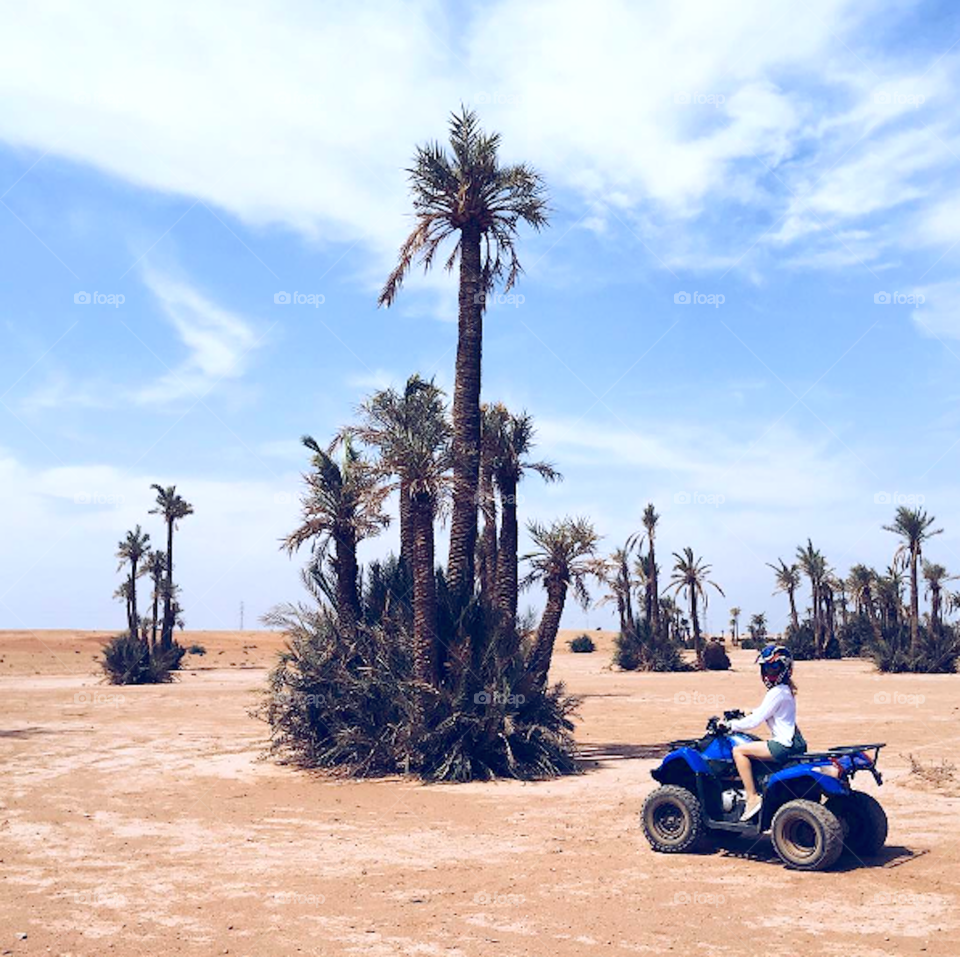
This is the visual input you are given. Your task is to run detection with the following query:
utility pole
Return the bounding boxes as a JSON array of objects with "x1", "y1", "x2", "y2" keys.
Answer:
[{"x1": 239, "y1": 601, "x2": 245, "y2": 632}]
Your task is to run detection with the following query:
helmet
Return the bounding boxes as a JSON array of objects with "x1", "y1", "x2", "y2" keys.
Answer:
[{"x1": 756, "y1": 643, "x2": 793, "y2": 689}]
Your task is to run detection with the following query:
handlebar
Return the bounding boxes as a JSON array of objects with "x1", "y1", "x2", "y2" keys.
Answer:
[{"x1": 706, "y1": 709, "x2": 746, "y2": 736}]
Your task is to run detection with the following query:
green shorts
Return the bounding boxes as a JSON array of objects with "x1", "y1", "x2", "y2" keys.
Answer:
[{"x1": 768, "y1": 728, "x2": 807, "y2": 763}]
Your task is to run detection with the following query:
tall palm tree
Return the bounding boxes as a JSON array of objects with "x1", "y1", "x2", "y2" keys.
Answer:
[
  {"x1": 116, "y1": 526, "x2": 151, "y2": 639},
  {"x1": 796, "y1": 540, "x2": 826, "y2": 657},
  {"x1": 351, "y1": 376, "x2": 452, "y2": 688},
  {"x1": 748, "y1": 612, "x2": 768, "y2": 643},
  {"x1": 521, "y1": 517, "x2": 598, "y2": 694},
  {"x1": 379, "y1": 108, "x2": 549, "y2": 604},
  {"x1": 492, "y1": 410, "x2": 560, "y2": 626},
  {"x1": 729, "y1": 606, "x2": 741, "y2": 645},
  {"x1": 884, "y1": 507, "x2": 943, "y2": 653},
  {"x1": 641, "y1": 504, "x2": 661, "y2": 634},
  {"x1": 149, "y1": 485, "x2": 194, "y2": 651},
  {"x1": 594, "y1": 538, "x2": 640, "y2": 635},
  {"x1": 767, "y1": 558, "x2": 801, "y2": 632},
  {"x1": 284, "y1": 436, "x2": 390, "y2": 638},
  {"x1": 143, "y1": 549, "x2": 166, "y2": 649},
  {"x1": 922, "y1": 561, "x2": 954, "y2": 631},
  {"x1": 667, "y1": 548, "x2": 724, "y2": 669},
  {"x1": 847, "y1": 564, "x2": 883, "y2": 647}
]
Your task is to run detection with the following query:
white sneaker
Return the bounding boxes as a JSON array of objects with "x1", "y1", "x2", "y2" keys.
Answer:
[{"x1": 740, "y1": 797, "x2": 762, "y2": 822}]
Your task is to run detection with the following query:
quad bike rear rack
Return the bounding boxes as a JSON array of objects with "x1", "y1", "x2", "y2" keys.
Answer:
[{"x1": 783, "y1": 743, "x2": 886, "y2": 785}]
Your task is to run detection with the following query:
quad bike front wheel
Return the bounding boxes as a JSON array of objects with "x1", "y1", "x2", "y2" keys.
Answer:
[
  {"x1": 641, "y1": 785, "x2": 706, "y2": 853},
  {"x1": 771, "y1": 799, "x2": 845, "y2": 871},
  {"x1": 825, "y1": 791, "x2": 888, "y2": 857}
]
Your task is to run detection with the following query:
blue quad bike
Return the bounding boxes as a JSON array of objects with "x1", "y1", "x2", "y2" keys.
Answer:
[{"x1": 641, "y1": 710, "x2": 888, "y2": 870}]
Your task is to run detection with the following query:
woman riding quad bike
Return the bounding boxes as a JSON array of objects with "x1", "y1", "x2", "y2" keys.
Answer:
[{"x1": 640, "y1": 645, "x2": 887, "y2": 870}]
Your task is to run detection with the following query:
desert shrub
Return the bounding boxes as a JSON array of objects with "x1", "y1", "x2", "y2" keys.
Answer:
[
  {"x1": 101, "y1": 634, "x2": 185, "y2": 684},
  {"x1": 568, "y1": 634, "x2": 596, "y2": 653},
  {"x1": 703, "y1": 639, "x2": 731, "y2": 670},
  {"x1": 839, "y1": 616, "x2": 874, "y2": 657},
  {"x1": 614, "y1": 619, "x2": 691, "y2": 672},
  {"x1": 187, "y1": 643, "x2": 207, "y2": 656},
  {"x1": 868, "y1": 623, "x2": 959, "y2": 674},
  {"x1": 784, "y1": 622, "x2": 817, "y2": 660},
  {"x1": 905, "y1": 753, "x2": 957, "y2": 790},
  {"x1": 824, "y1": 635, "x2": 842, "y2": 659},
  {"x1": 739, "y1": 636, "x2": 763, "y2": 650},
  {"x1": 257, "y1": 559, "x2": 581, "y2": 781}
]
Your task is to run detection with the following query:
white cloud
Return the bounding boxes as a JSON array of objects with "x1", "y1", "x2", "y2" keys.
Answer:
[
  {"x1": 2, "y1": 0, "x2": 957, "y2": 283},
  {"x1": 134, "y1": 269, "x2": 261, "y2": 404},
  {"x1": 913, "y1": 280, "x2": 960, "y2": 340}
]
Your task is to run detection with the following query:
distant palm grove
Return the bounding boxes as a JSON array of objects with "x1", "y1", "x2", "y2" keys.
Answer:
[{"x1": 104, "y1": 484, "x2": 194, "y2": 684}]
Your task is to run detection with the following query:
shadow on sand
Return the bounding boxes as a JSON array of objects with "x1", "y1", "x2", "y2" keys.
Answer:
[
  {"x1": 709, "y1": 831, "x2": 925, "y2": 870},
  {"x1": 577, "y1": 741, "x2": 673, "y2": 767}
]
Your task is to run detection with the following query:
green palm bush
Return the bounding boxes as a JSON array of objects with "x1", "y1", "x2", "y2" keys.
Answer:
[
  {"x1": 258, "y1": 561, "x2": 579, "y2": 781},
  {"x1": 101, "y1": 633, "x2": 184, "y2": 684},
  {"x1": 614, "y1": 618, "x2": 689, "y2": 672}
]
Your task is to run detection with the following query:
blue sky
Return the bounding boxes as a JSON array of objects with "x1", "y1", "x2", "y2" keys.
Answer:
[{"x1": 3, "y1": 0, "x2": 960, "y2": 635}]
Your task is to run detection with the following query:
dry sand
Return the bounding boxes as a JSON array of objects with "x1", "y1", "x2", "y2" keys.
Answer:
[{"x1": 1, "y1": 628, "x2": 959, "y2": 956}]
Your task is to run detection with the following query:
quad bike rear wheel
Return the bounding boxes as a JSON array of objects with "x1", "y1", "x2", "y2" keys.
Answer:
[
  {"x1": 771, "y1": 799, "x2": 844, "y2": 871},
  {"x1": 641, "y1": 785, "x2": 706, "y2": 853},
  {"x1": 825, "y1": 791, "x2": 888, "y2": 857}
]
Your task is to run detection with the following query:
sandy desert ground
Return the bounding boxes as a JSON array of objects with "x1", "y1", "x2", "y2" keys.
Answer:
[{"x1": 2, "y1": 628, "x2": 959, "y2": 956}]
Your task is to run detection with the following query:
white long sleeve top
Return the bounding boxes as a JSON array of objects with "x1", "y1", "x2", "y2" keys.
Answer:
[{"x1": 728, "y1": 685, "x2": 797, "y2": 746}]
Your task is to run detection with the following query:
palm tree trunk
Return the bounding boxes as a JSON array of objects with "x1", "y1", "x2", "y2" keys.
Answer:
[
  {"x1": 910, "y1": 551, "x2": 920, "y2": 653},
  {"x1": 130, "y1": 557, "x2": 139, "y2": 640},
  {"x1": 865, "y1": 591, "x2": 883, "y2": 647},
  {"x1": 447, "y1": 221, "x2": 483, "y2": 604},
  {"x1": 399, "y1": 480, "x2": 413, "y2": 569},
  {"x1": 648, "y1": 541, "x2": 659, "y2": 636},
  {"x1": 410, "y1": 492, "x2": 438, "y2": 689},
  {"x1": 495, "y1": 476, "x2": 519, "y2": 625},
  {"x1": 150, "y1": 581, "x2": 159, "y2": 650},
  {"x1": 478, "y1": 460, "x2": 497, "y2": 610},
  {"x1": 334, "y1": 525, "x2": 361, "y2": 638},
  {"x1": 162, "y1": 519, "x2": 174, "y2": 650},
  {"x1": 525, "y1": 578, "x2": 567, "y2": 694},
  {"x1": 788, "y1": 589, "x2": 799, "y2": 632},
  {"x1": 691, "y1": 592, "x2": 703, "y2": 668}
]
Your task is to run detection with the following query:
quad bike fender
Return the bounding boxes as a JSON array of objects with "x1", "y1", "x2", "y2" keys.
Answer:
[
  {"x1": 765, "y1": 764, "x2": 848, "y2": 795},
  {"x1": 652, "y1": 747, "x2": 712, "y2": 784},
  {"x1": 760, "y1": 765, "x2": 848, "y2": 827}
]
